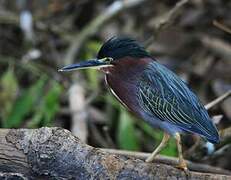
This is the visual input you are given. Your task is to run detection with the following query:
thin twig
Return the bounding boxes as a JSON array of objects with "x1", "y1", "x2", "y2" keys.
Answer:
[
  {"x1": 205, "y1": 90, "x2": 231, "y2": 110},
  {"x1": 201, "y1": 36, "x2": 231, "y2": 60},
  {"x1": 101, "y1": 148, "x2": 231, "y2": 175},
  {"x1": 211, "y1": 144, "x2": 231, "y2": 158},
  {"x1": 149, "y1": 0, "x2": 189, "y2": 32},
  {"x1": 213, "y1": 20, "x2": 231, "y2": 34},
  {"x1": 64, "y1": 0, "x2": 147, "y2": 65}
]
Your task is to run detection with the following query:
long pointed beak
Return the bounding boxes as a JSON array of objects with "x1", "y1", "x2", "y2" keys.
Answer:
[{"x1": 58, "y1": 59, "x2": 112, "y2": 72}]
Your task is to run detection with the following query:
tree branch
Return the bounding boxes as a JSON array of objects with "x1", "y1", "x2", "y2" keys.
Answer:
[
  {"x1": 0, "y1": 127, "x2": 230, "y2": 179},
  {"x1": 101, "y1": 148, "x2": 231, "y2": 175},
  {"x1": 201, "y1": 36, "x2": 231, "y2": 60},
  {"x1": 205, "y1": 90, "x2": 231, "y2": 110},
  {"x1": 148, "y1": 0, "x2": 189, "y2": 33}
]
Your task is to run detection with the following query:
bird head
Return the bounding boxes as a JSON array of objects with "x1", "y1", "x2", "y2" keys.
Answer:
[{"x1": 59, "y1": 37, "x2": 150, "y2": 73}]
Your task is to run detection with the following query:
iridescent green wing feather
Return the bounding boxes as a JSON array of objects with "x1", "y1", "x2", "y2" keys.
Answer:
[{"x1": 138, "y1": 61, "x2": 219, "y2": 142}]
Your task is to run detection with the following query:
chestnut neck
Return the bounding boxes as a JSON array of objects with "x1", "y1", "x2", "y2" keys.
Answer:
[{"x1": 103, "y1": 57, "x2": 153, "y2": 114}]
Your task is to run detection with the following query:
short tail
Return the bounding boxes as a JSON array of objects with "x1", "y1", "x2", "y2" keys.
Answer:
[
  {"x1": 191, "y1": 118, "x2": 220, "y2": 144},
  {"x1": 206, "y1": 132, "x2": 220, "y2": 144},
  {"x1": 205, "y1": 122, "x2": 220, "y2": 144}
]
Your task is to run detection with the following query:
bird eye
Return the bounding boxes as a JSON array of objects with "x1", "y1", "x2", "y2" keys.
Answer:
[{"x1": 105, "y1": 57, "x2": 113, "y2": 62}]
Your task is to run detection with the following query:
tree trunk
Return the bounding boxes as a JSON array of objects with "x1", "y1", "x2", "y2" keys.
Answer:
[{"x1": 0, "y1": 127, "x2": 230, "y2": 179}]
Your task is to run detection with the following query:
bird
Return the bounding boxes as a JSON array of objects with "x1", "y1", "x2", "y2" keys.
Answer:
[{"x1": 59, "y1": 37, "x2": 219, "y2": 171}]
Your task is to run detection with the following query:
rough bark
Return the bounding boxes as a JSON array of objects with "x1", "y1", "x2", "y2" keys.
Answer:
[{"x1": 0, "y1": 127, "x2": 230, "y2": 179}]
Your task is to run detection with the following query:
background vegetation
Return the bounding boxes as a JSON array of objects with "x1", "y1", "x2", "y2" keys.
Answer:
[{"x1": 0, "y1": 0, "x2": 230, "y2": 170}]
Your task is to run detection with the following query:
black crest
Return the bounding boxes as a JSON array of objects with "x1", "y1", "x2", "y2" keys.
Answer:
[{"x1": 97, "y1": 37, "x2": 150, "y2": 60}]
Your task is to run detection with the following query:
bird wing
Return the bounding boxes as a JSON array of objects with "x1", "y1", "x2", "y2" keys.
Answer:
[{"x1": 137, "y1": 61, "x2": 219, "y2": 143}]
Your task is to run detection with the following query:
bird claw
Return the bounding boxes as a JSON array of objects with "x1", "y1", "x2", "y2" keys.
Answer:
[
  {"x1": 175, "y1": 163, "x2": 190, "y2": 176},
  {"x1": 175, "y1": 164, "x2": 188, "y2": 171}
]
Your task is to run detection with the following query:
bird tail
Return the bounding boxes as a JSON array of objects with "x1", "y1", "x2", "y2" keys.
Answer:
[
  {"x1": 190, "y1": 117, "x2": 220, "y2": 144},
  {"x1": 206, "y1": 130, "x2": 220, "y2": 144},
  {"x1": 204, "y1": 120, "x2": 220, "y2": 144}
]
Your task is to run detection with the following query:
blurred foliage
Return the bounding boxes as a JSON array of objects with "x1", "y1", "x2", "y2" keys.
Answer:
[
  {"x1": 0, "y1": 68, "x2": 63, "y2": 128},
  {"x1": 3, "y1": 75, "x2": 46, "y2": 127},
  {"x1": 0, "y1": 67, "x2": 18, "y2": 122},
  {"x1": 28, "y1": 79, "x2": 63, "y2": 128},
  {"x1": 139, "y1": 122, "x2": 177, "y2": 156},
  {"x1": 117, "y1": 107, "x2": 140, "y2": 151},
  {"x1": 84, "y1": 40, "x2": 102, "y2": 90}
]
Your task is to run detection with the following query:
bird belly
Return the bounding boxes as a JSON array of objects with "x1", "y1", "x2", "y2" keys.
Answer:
[{"x1": 139, "y1": 110, "x2": 184, "y2": 136}]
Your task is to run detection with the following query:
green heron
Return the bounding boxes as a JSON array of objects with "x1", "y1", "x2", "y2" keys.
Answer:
[{"x1": 59, "y1": 37, "x2": 219, "y2": 170}]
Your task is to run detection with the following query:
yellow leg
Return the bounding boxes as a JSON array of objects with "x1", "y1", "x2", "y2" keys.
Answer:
[
  {"x1": 175, "y1": 133, "x2": 188, "y2": 171},
  {"x1": 146, "y1": 132, "x2": 170, "y2": 162}
]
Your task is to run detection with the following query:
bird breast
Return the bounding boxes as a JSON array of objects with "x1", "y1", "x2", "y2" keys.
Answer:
[{"x1": 104, "y1": 57, "x2": 152, "y2": 115}]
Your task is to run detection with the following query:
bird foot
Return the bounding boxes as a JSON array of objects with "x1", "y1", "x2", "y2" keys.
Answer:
[
  {"x1": 175, "y1": 164, "x2": 188, "y2": 171},
  {"x1": 175, "y1": 162, "x2": 190, "y2": 176}
]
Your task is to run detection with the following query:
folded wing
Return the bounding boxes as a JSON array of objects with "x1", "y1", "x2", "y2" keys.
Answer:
[{"x1": 138, "y1": 61, "x2": 219, "y2": 143}]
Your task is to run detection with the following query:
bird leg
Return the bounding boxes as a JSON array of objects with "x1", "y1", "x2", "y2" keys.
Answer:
[
  {"x1": 175, "y1": 133, "x2": 188, "y2": 171},
  {"x1": 145, "y1": 132, "x2": 170, "y2": 162}
]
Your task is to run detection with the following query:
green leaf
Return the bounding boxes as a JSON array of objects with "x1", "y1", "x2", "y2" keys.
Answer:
[
  {"x1": 4, "y1": 76, "x2": 47, "y2": 128},
  {"x1": 28, "y1": 80, "x2": 63, "y2": 127},
  {"x1": 42, "y1": 81, "x2": 62, "y2": 126},
  {"x1": 0, "y1": 68, "x2": 18, "y2": 120},
  {"x1": 117, "y1": 108, "x2": 140, "y2": 151}
]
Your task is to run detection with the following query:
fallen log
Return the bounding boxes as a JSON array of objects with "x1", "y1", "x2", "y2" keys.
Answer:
[{"x1": 0, "y1": 127, "x2": 230, "y2": 179}]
